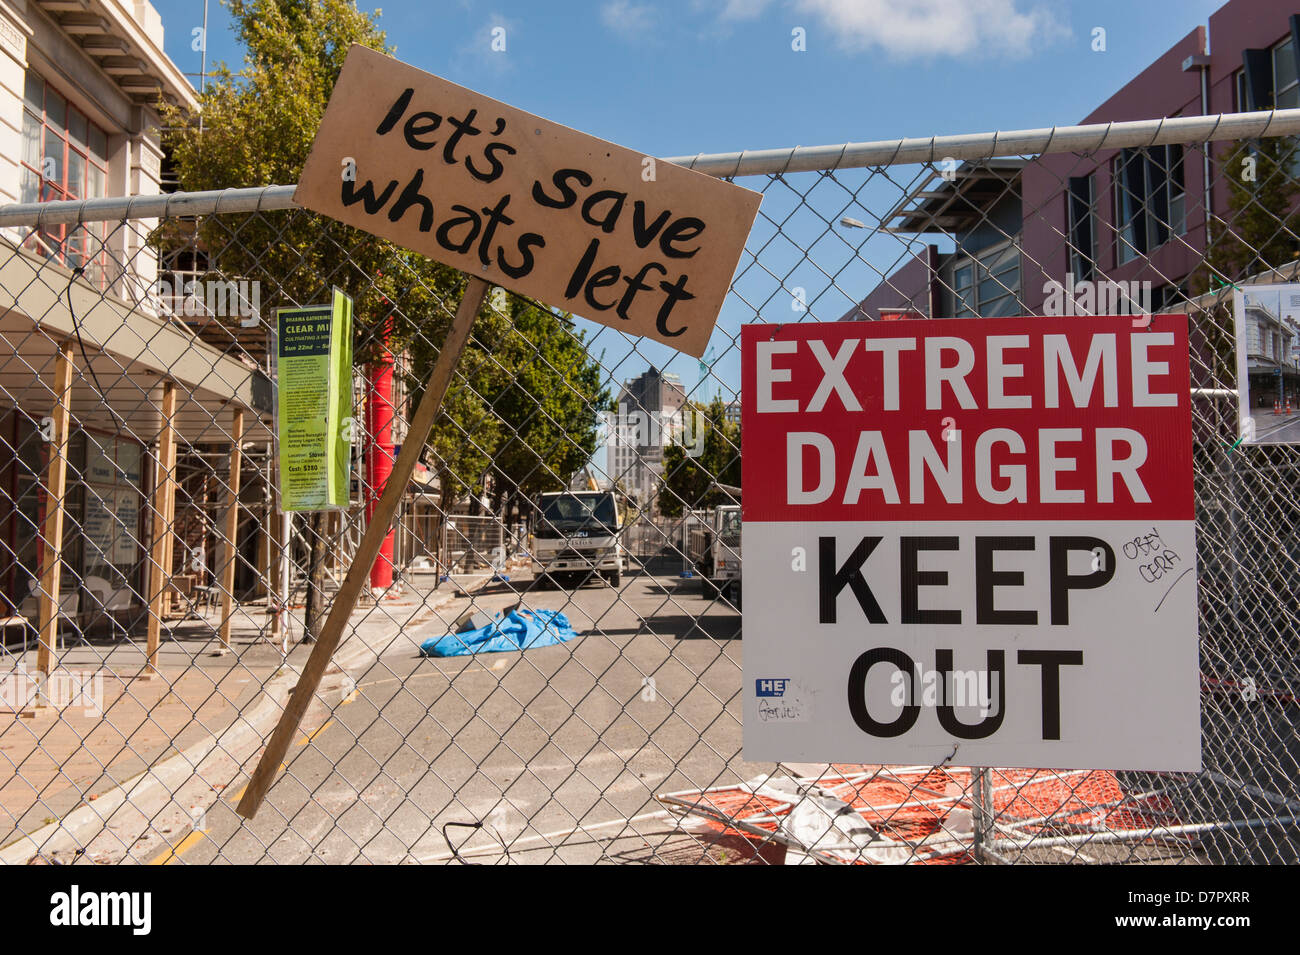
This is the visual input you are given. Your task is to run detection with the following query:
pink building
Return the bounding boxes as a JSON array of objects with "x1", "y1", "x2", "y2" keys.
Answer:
[{"x1": 843, "y1": 0, "x2": 1300, "y2": 322}]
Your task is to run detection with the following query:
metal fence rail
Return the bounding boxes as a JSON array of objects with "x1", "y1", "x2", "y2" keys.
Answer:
[{"x1": 0, "y1": 107, "x2": 1297, "y2": 864}]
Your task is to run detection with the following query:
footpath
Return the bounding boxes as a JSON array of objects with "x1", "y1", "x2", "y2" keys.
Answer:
[{"x1": 0, "y1": 570, "x2": 489, "y2": 864}]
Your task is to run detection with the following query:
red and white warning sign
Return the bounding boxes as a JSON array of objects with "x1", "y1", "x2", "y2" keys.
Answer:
[{"x1": 740, "y1": 316, "x2": 1199, "y2": 771}]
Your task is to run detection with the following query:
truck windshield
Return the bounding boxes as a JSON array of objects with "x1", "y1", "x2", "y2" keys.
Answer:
[
  {"x1": 718, "y1": 509, "x2": 741, "y2": 541},
  {"x1": 537, "y1": 494, "x2": 618, "y2": 536}
]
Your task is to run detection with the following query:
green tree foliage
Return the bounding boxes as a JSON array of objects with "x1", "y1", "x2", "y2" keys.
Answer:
[
  {"x1": 1195, "y1": 137, "x2": 1300, "y2": 384},
  {"x1": 404, "y1": 295, "x2": 606, "y2": 513},
  {"x1": 657, "y1": 398, "x2": 740, "y2": 519},
  {"x1": 1206, "y1": 137, "x2": 1300, "y2": 285},
  {"x1": 160, "y1": 0, "x2": 404, "y2": 346},
  {"x1": 160, "y1": 0, "x2": 607, "y2": 515},
  {"x1": 481, "y1": 298, "x2": 607, "y2": 512}
]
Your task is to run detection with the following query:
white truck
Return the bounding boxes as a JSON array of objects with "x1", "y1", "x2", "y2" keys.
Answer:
[
  {"x1": 531, "y1": 490, "x2": 626, "y2": 588},
  {"x1": 700, "y1": 504, "x2": 741, "y2": 605}
]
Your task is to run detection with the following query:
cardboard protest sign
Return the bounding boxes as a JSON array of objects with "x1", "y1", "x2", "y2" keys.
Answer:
[
  {"x1": 741, "y1": 315, "x2": 1200, "y2": 771},
  {"x1": 276, "y1": 289, "x2": 354, "y2": 511},
  {"x1": 294, "y1": 44, "x2": 762, "y2": 358}
]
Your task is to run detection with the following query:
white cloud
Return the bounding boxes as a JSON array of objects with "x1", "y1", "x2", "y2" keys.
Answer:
[
  {"x1": 794, "y1": 0, "x2": 1067, "y2": 58},
  {"x1": 601, "y1": 0, "x2": 656, "y2": 39}
]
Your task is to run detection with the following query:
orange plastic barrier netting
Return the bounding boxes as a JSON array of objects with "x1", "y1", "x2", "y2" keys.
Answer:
[{"x1": 659, "y1": 765, "x2": 1181, "y2": 864}]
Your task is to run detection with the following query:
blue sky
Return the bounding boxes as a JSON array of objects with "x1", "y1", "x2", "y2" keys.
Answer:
[
  {"x1": 152, "y1": 0, "x2": 1225, "y2": 156},
  {"x1": 148, "y1": 0, "x2": 1228, "y2": 470}
]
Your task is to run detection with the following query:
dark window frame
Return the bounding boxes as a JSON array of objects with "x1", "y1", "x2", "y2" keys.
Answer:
[
  {"x1": 1068, "y1": 174, "x2": 1098, "y2": 280},
  {"x1": 20, "y1": 71, "x2": 110, "y2": 286},
  {"x1": 1114, "y1": 146, "x2": 1186, "y2": 264},
  {"x1": 949, "y1": 239, "x2": 1021, "y2": 317}
]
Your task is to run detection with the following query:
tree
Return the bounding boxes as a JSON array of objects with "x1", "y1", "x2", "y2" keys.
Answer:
[
  {"x1": 657, "y1": 398, "x2": 740, "y2": 519},
  {"x1": 400, "y1": 289, "x2": 607, "y2": 519},
  {"x1": 1195, "y1": 137, "x2": 1300, "y2": 386},
  {"x1": 161, "y1": 0, "x2": 438, "y2": 640},
  {"x1": 159, "y1": 1, "x2": 483, "y2": 372},
  {"x1": 483, "y1": 297, "x2": 608, "y2": 517},
  {"x1": 1204, "y1": 137, "x2": 1300, "y2": 285},
  {"x1": 160, "y1": 1, "x2": 608, "y2": 628}
]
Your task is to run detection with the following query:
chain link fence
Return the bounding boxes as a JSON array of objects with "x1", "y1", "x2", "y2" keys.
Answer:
[{"x1": 1, "y1": 108, "x2": 1298, "y2": 864}]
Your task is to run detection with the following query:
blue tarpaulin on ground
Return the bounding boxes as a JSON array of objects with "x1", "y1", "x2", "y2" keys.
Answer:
[{"x1": 420, "y1": 608, "x2": 581, "y2": 657}]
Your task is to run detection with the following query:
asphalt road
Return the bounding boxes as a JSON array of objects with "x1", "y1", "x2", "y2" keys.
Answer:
[
  {"x1": 1253, "y1": 412, "x2": 1300, "y2": 443},
  {"x1": 175, "y1": 565, "x2": 757, "y2": 864},
  {"x1": 136, "y1": 564, "x2": 1264, "y2": 866}
]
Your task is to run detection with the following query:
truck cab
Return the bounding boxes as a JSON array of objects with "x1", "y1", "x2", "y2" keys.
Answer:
[
  {"x1": 702, "y1": 504, "x2": 741, "y2": 605},
  {"x1": 531, "y1": 490, "x2": 626, "y2": 589}
]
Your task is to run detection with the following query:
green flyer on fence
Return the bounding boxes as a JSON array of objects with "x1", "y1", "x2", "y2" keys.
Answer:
[{"x1": 275, "y1": 289, "x2": 353, "y2": 511}]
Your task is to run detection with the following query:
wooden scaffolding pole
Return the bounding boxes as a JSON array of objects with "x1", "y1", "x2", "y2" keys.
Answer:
[
  {"x1": 217, "y1": 407, "x2": 245, "y2": 652},
  {"x1": 145, "y1": 380, "x2": 178, "y2": 674},
  {"x1": 238, "y1": 276, "x2": 489, "y2": 818},
  {"x1": 35, "y1": 340, "x2": 75, "y2": 678}
]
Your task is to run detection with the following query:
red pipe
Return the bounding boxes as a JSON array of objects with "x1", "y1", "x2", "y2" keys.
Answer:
[{"x1": 366, "y1": 316, "x2": 396, "y2": 590}]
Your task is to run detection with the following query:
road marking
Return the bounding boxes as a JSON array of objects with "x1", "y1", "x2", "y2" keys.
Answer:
[
  {"x1": 297, "y1": 719, "x2": 334, "y2": 746},
  {"x1": 148, "y1": 827, "x2": 207, "y2": 865}
]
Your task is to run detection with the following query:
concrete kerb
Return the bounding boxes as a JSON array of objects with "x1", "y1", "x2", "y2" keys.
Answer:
[{"x1": 0, "y1": 588, "x2": 464, "y2": 864}]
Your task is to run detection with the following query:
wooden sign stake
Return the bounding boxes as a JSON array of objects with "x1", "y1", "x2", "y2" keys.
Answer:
[{"x1": 237, "y1": 275, "x2": 489, "y2": 819}]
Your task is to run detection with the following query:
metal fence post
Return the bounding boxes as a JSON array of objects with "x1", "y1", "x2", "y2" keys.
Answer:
[{"x1": 217, "y1": 406, "x2": 245, "y2": 653}]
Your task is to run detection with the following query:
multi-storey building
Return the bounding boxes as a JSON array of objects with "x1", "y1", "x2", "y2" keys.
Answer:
[
  {"x1": 0, "y1": 4, "x2": 270, "y2": 623},
  {"x1": 607, "y1": 367, "x2": 686, "y2": 509},
  {"x1": 842, "y1": 0, "x2": 1300, "y2": 324}
]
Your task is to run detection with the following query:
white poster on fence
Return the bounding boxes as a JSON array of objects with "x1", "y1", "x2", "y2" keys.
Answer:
[
  {"x1": 741, "y1": 315, "x2": 1200, "y2": 771},
  {"x1": 1232, "y1": 281, "x2": 1300, "y2": 444}
]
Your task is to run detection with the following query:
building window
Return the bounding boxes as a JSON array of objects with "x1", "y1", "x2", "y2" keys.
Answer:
[
  {"x1": 1239, "y1": 35, "x2": 1300, "y2": 110},
  {"x1": 0, "y1": 407, "x2": 45, "y2": 612},
  {"x1": 76, "y1": 431, "x2": 144, "y2": 598},
  {"x1": 0, "y1": 416, "x2": 145, "y2": 615},
  {"x1": 20, "y1": 71, "x2": 110, "y2": 284},
  {"x1": 953, "y1": 262, "x2": 975, "y2": 316},
  {"x1": 950, "y1": 240, "x2": 1021, "y2": 317},
  {"x1": 1067, "y1": 174, "x2": 1098, "y2": 280},
  {"x1": 1274, "y1": 36, "x2": 1299, "y2": 108},
  {"x1": 1235, "y1": 35, "x2": 1300, "y2": 177},
  {"x1": 1114, "y1": 146, "x2": 1186, "y2": 264},
  {"x1": 1151, "y1": 281, "x2": 1189, "y2": 312}
]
